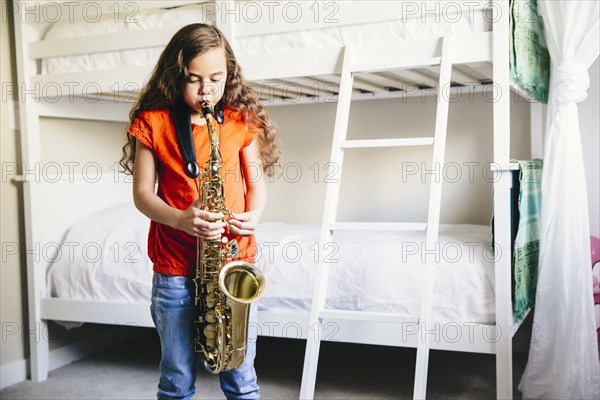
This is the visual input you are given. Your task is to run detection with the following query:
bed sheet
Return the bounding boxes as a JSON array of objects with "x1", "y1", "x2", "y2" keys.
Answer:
[
  {"x1": 40, "y1": 3, "x2": 491, "y2": 75},
  {"x1": 46, "y1": 202, "x2": 496, "y2": 325}
]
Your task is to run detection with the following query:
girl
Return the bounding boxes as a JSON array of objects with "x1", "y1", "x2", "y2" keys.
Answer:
[{"x1": 120, "y1": 24, "x2": 279, "y2": 400}]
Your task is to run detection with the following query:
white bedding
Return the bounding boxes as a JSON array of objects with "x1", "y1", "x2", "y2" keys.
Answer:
[
  {"x1": 47, "y1": 202, "x2": 496, "y2": 324},
  {"x1": 41, "y1": 5, "x2": 216, "y2": 74},
  {"x1": 41, "y1": 3, "x2": 491, "y2": 75}
]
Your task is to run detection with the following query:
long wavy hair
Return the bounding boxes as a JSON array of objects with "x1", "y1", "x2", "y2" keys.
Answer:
[{"x1": 119, "y1": 23, "x2": 279, "y2": 175}]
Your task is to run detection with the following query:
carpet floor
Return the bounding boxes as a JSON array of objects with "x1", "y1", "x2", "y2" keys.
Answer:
[{"x1": 1, "y1": 328, "x2": 527, "y2": 399}]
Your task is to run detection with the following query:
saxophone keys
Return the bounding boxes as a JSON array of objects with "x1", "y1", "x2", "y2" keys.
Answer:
[
  {"x1": 204, "y1": 324, "x2": 217, "y2": 339},
  {"x1": 206, "y1": 293, "x2": 218, "y2": 308},
  {"x1": 224, "y1": 239, "x2": 239, "y2": 259},
  {"x1": 206, "y1": 282, "x2": 218, "y2": 292},
  {"x1": 205, "y1": 309, "x2": 217, "y2": 323}
]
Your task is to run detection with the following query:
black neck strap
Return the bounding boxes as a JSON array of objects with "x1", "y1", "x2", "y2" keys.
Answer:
[
  {"x1": 171, "y1": 103, "x2": 199, "y2": 179},
  {"x1": 170, "y1": 102, "x2": 225, "y2": 179}
]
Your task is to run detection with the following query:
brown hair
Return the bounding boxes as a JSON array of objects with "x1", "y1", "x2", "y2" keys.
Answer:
[{"x1": 119, "y1": 23, "x2": 279, "y2": 175}]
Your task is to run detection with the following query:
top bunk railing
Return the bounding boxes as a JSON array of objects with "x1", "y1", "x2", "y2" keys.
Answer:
[
  {"x1": 12, "y1": 1, "x2": 546, "y2": 107},
  {"x1": 227, "y1": 1, "x2": 492, "y2": 37},
  {"x1": 16, "y1": 1, "x2": 493, "y2": 40}
]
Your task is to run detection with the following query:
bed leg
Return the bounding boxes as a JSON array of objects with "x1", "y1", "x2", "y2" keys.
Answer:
[
  {"x1": 493, "y1": 0, "x2": 513, "y2": 397},
  {"x1": 496, "y1": 336, "x2": 513, "y2": 400},
  {"x1": 28, "y1": 319, "x2": 49, "y2": 382},
  {"x1": 493, "y1": 173, "x2": 514, "y2": 399},
  {"x1": 492, "y1": 149, "x2": 514, "y2": 400}
]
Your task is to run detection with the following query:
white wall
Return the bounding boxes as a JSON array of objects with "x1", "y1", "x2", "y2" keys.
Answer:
[
  {"x1": 580, "y1": 58, "x2": 600, "y2": 238},
  {"x1": 1, "y1": 0, "x2": 28, "y2": 380},
  {"x1": 262, "y1": 91, "x2": 531, "y2": 225},
  {"x1": 39, "y1": 118, "x2": 126, "y2": 172}
]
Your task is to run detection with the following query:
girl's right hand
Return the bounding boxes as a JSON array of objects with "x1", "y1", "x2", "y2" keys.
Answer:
[{"x1": 176, "y1": 202, "x2": 225, "y2": 241}]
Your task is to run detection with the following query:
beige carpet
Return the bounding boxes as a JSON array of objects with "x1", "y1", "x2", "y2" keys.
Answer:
[{"x1": 1, "y1": 327, "x2": 527, "y2": 399}]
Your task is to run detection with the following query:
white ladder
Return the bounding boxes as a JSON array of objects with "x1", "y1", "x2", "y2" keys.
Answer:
[{"x1": 299, "y1": 36, "x2": 454, "y2": 400}]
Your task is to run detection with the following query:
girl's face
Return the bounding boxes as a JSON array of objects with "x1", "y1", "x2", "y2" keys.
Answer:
[{"x1": 182, "y1": 46, "x2": 228, "y2": 117}]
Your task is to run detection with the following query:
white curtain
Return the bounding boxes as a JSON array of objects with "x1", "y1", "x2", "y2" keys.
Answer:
[{"x1": 519, "y1": 1, "x2": 600, "y2": 399}]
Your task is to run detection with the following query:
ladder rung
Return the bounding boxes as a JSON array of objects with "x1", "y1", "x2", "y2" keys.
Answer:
[
  {"x1": 340, "y1": 138, "x2": 434, "y2": 149},
  {"x1": 330, "y1": 222, "x2": 427, "y2": 231},
  {"x1": 319, "y1": 309, "x2": 419, "y2": 324}
]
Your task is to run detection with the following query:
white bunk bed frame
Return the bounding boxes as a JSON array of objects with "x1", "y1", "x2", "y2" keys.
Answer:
[{"x1": 12, "y1": 1, "x2": 544, "y2": 398}]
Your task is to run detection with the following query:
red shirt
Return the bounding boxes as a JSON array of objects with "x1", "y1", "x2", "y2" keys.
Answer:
[{"x1": 129, "y1": 108, "x2": 259, "y2": 276}]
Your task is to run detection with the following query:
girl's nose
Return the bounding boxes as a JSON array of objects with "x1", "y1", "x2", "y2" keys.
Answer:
[{"x1": 199, "y1": 81, "x2": 216, "y2": 95}]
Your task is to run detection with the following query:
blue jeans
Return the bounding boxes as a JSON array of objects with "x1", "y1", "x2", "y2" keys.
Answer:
[{"x1": 150, "y1": 273, "x2": 260, "y2": 400}]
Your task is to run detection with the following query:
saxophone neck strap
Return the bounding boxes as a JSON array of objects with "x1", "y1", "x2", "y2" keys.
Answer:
[{"x1": 170, "y1": 102, "x2": 224, "y2": 179}]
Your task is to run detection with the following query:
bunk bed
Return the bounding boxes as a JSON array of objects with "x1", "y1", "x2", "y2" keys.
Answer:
[{"x1": 12, "y1": 1, "x2": 549, "y2": 399}]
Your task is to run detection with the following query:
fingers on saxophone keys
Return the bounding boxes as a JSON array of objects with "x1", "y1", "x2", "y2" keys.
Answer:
[
  {"x1": 193, "y1": 223, "x2": 225, "y2": 240},
  {"x1": 193, "y1": 229, "x2": 224, "y2": 241},
  {"x1": 229, "y1": 220, "x2": 256, "y2": 231},
  {"x1": 193, "y1": 216, "x2": 225, "y2": 229},
  {"x1": 198, "y1": 210, "x2": 225, "y2": 220},
  {"x1": 203, "y1": 234, "x2": 222, "y2": 241}
]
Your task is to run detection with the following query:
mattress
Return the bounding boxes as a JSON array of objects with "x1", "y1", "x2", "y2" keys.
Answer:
[
  {"x1": 41, "y1": 3, "x2": 492, "y2": 75},
  {"x1": 47, "y1": 202, "x2": 496, "y2": 325}
]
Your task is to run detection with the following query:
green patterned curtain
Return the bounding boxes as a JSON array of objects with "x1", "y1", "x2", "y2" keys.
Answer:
[{"x1": 510, "y1": 0, "x2": 551, "y2": 103}]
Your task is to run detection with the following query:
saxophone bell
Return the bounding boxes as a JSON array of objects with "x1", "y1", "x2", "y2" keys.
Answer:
[{"x1": 219, "y1": 261, "x2": 266, "y2": 305}]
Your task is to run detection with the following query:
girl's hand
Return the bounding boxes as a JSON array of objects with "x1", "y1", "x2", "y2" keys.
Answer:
[
  {"x1": 228, "y1": 211, "x2": 260, "y2": 237},
  {"x1": 176, "y1": 202, "x2": 225, "y2": 241}
]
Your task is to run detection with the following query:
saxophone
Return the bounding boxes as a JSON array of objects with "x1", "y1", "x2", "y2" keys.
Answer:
[{"x1": 193, "y1": 101, "x2": 266, "y2": 374}]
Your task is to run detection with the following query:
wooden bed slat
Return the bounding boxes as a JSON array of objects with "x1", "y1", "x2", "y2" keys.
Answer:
[
  {"x1": 276, "y1": 76, "x2": 339, "y2": 96},
  {"x1": 425, "y1": 65, "x2": 482, "y2": 86},
  {"x1": 386, "y1": 69, "x2": 439, "y2": 89},
  {"x1": 351, "y1": 77, "x2": 389, "y2": 93},
  {"x1": 354, "y1": 72, "x2": 405, "y2": 91}
]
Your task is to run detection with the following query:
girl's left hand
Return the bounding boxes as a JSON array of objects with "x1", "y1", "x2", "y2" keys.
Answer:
[{"x1": 228, "y1": 211, "x2": 259, "y2": 236}]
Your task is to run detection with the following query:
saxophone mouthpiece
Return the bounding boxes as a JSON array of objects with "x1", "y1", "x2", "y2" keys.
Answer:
[{"x1": 201, "y1": 101, "x2": 213, "y2": 119}]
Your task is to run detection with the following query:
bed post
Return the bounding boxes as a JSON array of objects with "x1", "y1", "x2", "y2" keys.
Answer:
[
  {"x1": 12, "y1": 6, "x2": 50, "y2": 382},
  {"x1": 493, "y1": 1, "x2": 513, "y2": 399}
]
